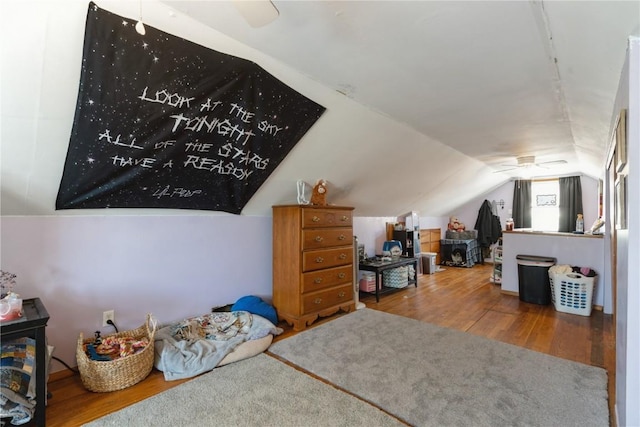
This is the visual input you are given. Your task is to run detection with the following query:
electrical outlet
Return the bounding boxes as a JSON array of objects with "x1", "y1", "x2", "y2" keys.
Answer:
[{"x1": 102, "y1": 310, "x2": 115, "y2": 327}]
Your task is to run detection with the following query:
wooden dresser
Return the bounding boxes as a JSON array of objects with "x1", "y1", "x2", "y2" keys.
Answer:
[{"x1": 272, "y1": 205, "x2": 355, "y2": 331}]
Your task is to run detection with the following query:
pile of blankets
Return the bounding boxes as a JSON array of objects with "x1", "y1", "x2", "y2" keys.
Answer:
[
  {"x1": 0, "y1": 338, "x2": 36, "y2": 425},
  {"x1": 154, "y1": 310, "x2": 282, "y2": 381},
  {"x1": 549, "y1": 264, "x2": 597, "y2": 277}
]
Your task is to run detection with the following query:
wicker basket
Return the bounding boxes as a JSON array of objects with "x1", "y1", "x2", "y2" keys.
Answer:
[{"x1": 77, "y1": 314, "x2": 157, "y2": 392}]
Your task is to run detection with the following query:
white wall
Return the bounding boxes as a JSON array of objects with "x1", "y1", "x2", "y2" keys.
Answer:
[
  {"x1": 610, "y1": 36, "x2": 640, "y2": 427},
  {"x1": 625, "y1": 36, "x2": 640, "y2": 427},
  {"x1": 500, "y1": 232, "x2": 605, "y2": 308}
]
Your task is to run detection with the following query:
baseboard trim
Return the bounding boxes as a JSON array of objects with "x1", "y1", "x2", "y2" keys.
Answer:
[
  {"x1": 49, "y1": 367, "x2": 77, "y2": 383},
  {"x1": 498, "y1": 290, "x2": 605, "y2": 312}
]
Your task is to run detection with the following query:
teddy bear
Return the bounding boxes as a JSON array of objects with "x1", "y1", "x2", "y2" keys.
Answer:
[
  {"x1": 448, "y1": 216, "x2": 466, "y2": 232},
  {"x1": 310, "y1": 179, "x2": 328, "y2": 206}
]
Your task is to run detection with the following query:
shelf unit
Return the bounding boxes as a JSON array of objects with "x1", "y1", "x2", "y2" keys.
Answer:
[
  {"x1": 491, "y1": 238, "x2": 503, "y2": 284},
  {"x1": 392, "y1": 229, "x2": 420, "y2": 258}
]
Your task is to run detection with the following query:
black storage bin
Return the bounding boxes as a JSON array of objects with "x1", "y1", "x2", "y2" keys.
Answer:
[{"x1": 516, "y1": 255, "x2": 556, "y2": 305}]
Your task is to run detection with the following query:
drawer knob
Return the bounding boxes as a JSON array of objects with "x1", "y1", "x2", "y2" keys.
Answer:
[
  {"x1": 312, "y1": 216, "x2": 320, "y2": 222},
  {"x1": 314, "y1": 278, "x2": 322, "y2": 284},
  {"x1": 315, "y1": 257, "x2": 324, "y2": 263},
  {"x1": 315, "y1": 236, "x2": 324, "y2": 242},
  {"x1": 338, "y1": 235, "x2": 345, "y2": 241},
  {"x1": 314, "y1": 298, "x2": 323, "y2": 305},
  {"x1": 338, "y1": 292, "x2": 346, "y2": 298},
  {"x1": 339, "y1": 253, "x2": 347, "y2": 260},
  {"x1": 338, "y1": 272, "x2": 346, "y2": 279},
  {"x1": 341, "y1": 215, "x2": 349, "y2": 222}
]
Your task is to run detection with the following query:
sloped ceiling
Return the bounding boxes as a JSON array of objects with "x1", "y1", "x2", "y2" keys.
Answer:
[
  {"x1": 157, "y1": 0, "x2": 638, "y2": 216},
  {"x1": 2, "y1": 1, "x2": 638, "y2": 218}
]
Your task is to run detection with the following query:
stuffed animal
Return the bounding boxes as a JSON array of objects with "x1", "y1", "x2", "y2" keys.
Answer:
[
  {"x1": 448, "y1": 216, "x2": 466, "y2": 232},
  {"x1": 310, "y1": 179, "x2": 328, "y2": 206}
]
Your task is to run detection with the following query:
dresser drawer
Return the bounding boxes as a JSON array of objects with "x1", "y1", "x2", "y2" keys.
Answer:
[
  {"x1": 301, "y1": 265, "x2": 353, "y2": 293},
  {"x1": 302, "y1": 284, "x2": 353, "y2": 314},
  {"x1": 302, "y1": 209, "x2": 352, "y2": 228},
  {"x1": 302, "y1": 228, "x2": 353, "y2": 250},
  {"x1": 302, "y1": 247, "x2": 353, "y2": 272}
]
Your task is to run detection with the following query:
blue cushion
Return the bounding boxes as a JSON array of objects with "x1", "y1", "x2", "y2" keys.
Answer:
[{"x1": 232, "y1": 296, "x2": 278, "y2": 325}]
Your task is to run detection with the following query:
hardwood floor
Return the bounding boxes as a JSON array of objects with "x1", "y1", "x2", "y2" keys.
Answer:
[{"x1": 43, "y1": 263, "x2": 615, "y2": 426}]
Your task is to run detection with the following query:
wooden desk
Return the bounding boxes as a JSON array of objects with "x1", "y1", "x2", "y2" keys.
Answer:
[
  {"x1": 359, "y1": 257, "x2": 418, "y2": 302},
  {"x1": 1, "y1": 298, "x2": 49, "y2": 426}
]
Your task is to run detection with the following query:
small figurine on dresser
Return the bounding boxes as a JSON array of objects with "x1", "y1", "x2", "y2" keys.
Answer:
[{"x1": 310, "y1": 179, "x2": 328, "y2": 206}]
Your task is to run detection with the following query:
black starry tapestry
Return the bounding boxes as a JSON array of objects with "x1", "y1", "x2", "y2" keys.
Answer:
[{"x1": 56, "y1": 2, "x2": 325, "y2": 214}]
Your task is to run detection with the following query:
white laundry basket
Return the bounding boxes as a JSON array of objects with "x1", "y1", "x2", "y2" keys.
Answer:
[{"x1": 548, "y1": 272, "x2": 596, "y2": 316}]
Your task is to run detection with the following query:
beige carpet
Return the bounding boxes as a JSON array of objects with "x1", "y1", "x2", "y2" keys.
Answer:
[
  {"x1": 269, "y1": 308, "x2": 609, "y2": 427},
  {"x1": 84, "y1": 353, "x2": 404, "y2": 426},
  {"x1": 86, "y1": 309, "x2": 609, "y2": 427}
]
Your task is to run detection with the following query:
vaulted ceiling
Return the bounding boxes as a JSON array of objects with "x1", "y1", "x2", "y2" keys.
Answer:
[
  {"x1": 3, "y1": 1, "x2": 639, "y2": 218},
  {"x1": 163, "y1": 0, "x2": 639, "y2": 181}
]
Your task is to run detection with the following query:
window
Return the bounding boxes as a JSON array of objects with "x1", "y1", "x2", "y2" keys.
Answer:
[{"x1": 531, "y1": 179, "x2": 559, "y2": 231}]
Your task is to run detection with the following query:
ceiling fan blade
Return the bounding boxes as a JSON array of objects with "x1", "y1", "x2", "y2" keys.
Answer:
[
  {"x1": 232, "y1": 0, "x2": 279, "y2": 28},
  {"x1": 536, "y1": 160, "x2": 567, "y2": 166},
  {"x1": 493, "y1": 167, "x2": 520, "y2": 173}
]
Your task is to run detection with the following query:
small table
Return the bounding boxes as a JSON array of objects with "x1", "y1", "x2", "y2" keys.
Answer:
[
  {"x1": 1, "y1": 298, "x2": 50, "y2": 427},
  {"x1": 359, "y1": 257, "x2": 419, "y2": 302}
]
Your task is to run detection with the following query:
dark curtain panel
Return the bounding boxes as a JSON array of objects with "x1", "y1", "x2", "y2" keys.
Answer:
[
  {"x1": 512, "y1": 180, "x2": 531, "y2": 228},
  {"x1": 558, "y1": 176, "x2": 583, "y2": 232}
]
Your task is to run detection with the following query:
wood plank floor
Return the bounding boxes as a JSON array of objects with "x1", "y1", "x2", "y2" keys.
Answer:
[{"x1": 43, "y1": 263, "x2": 615, "y2": 426}]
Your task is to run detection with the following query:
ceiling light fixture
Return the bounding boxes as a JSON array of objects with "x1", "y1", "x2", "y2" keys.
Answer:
[
  {"x1": 135, "y1": 1, "x2": 146, "y2": 35},
  {"x1": 232, "y1": 0, "x2": 279, "y2": 28}
]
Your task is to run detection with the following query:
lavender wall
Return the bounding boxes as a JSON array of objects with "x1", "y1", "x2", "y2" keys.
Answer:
[
  {"x1": 1, "y1": 213, "x2": 445, "y2": 375},
  {"x1": 1, "y1": 215, "x2": 273, "y2": 374}
]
